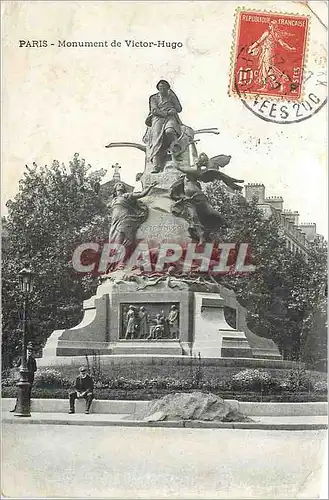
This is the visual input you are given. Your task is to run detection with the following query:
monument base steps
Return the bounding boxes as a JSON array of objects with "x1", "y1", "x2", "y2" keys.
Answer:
[{"x1": 111, "y1": 341, "x2": 183, "y2": 356}]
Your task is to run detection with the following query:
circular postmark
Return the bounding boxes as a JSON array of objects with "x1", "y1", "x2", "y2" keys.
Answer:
[{"x1": 235, "y1": 67, "x2": 327, "y2": 124}]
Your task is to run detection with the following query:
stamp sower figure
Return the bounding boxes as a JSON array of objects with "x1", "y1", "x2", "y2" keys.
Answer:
[
  {"x1": 143, "y1": 80, "x2": 182, "y2": 172},
  {"x1": 69, "y1": 366, "x2": 94, "y2": 414},
  {"x1": 248, "y1": 20, "x2": 296, "y2": 91},
  {"x1": 10, "y1": 343, "x2": 37, "y2": 412}
]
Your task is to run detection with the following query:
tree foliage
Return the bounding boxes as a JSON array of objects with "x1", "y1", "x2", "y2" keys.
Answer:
[
  {"x1": 2, "y1": 166, "x2": 326, "y2": 369},
  {"x1": 2, "y1": 154, "x2": 108, "y2": 367},
  {"x1": 206, "y1": 182, "x2": 327, "y2": 364}
]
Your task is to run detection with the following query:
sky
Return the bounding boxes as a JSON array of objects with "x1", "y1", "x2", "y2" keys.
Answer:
[{"x1": 2, "y1": 0, "x2": 328, "y2": 237}]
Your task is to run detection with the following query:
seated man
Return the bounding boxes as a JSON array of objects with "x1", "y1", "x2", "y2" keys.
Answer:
[
  {"x1": 69, "y1": 366, "x2": 94, "y2": 414},
  {"x1": 143, "y1": 80, "x2": 183, "y2": 172},
  {"x1": 147, "y1": 313, "x2": 165, "y2": 340}
]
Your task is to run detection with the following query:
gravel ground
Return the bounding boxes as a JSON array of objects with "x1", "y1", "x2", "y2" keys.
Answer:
[{"x1": 2, "y1": 424, "x2": 327, "y2": 498}]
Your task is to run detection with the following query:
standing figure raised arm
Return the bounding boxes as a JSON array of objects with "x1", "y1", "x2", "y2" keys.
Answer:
[
  {"x1": 143, "y1": 80, "x2": 183, "y2": 173},
  {"x1": 108, "y1": 181, "x2": 157, "y2": 252}
]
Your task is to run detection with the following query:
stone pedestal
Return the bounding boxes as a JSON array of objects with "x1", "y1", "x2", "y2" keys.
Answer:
[
  {"x1": 216, "y1": 285, "x2": 282, "y2": 360},
  {"x1": 42, "y1": 279, "x2": 194, "y2": 358},
  {"x1": 110, "y1": 341, "x2": 182, "y2": 356},
  {"x1": 137, "y1": 163, "x2": 191, "y2": 246},
  {"x1": 192, "y1": 293, "x2": 253, "y2": 358},
  {"x1": 41, "y1": 279, "x2": 283, "y2": 362},
  {"x1": 41, "y1": 278, "x2": 284, "y2": 363}
]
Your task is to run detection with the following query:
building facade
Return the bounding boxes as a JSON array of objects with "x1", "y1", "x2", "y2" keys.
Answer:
[{"x1": 244, "y1": 183, "x2": 323, "y2": 258}]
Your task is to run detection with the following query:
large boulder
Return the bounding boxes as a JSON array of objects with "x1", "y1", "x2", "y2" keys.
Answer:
[{"x1": 135, "y1": 391, "x2": 253, "y2": 422}]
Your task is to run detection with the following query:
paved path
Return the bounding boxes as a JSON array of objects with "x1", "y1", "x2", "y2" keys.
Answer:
[{"x1": 2, "y1": 423, "x2": 327, "y2": 498}]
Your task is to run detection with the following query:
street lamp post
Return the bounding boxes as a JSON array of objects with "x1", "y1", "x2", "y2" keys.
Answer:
[{"x1": 15, "y1": 266, "x2": 34, "y2": 417}]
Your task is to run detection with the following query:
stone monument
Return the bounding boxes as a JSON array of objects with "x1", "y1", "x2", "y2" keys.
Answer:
[{"x1": 40, "y1": 80, "x2": 282, "y2": 364}]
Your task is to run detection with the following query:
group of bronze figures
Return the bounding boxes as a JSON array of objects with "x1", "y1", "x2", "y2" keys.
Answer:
[
  {"x1": 106, "y1": 79, "x2": 244, "y2": 249},
  {"x1": 122, "y1": 304, "x2": 179, "y2": 340}
]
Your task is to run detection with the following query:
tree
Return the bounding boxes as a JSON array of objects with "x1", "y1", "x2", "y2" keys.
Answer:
[
  {"x1": 205, "y1": 181, "x2": 327, "y2": 362},
  {"x1": 2, "y1": 154, "x2": 108, "y2": 368},
  {"x1": 3, "y1": 166, "x2": 326, "y2": 370},
  {"x1": 299, "y1": 239, "x2": 327, "y2": 370}
]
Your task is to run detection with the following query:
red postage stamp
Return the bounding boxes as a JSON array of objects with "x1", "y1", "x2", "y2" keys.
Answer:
[{"x1": 230, "y1": 10, "x2": 309, "y2": 100}]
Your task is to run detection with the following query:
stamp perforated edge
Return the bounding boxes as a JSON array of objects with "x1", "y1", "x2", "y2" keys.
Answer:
[{"x1": 228, "y1": 7, "x2": 311, "y2": 103}]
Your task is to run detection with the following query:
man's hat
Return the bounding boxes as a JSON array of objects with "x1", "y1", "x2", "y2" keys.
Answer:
[
  {"x1": 79, "y1": 366, "x2": 87, "y2": 373},
  {"x1": 27, "y1": 342, "x2": 34, "y2": 350}
]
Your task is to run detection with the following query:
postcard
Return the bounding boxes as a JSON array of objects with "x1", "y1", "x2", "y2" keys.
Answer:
[{"x1": 2, "y1": 1, "x2": 327, "y2": 498}]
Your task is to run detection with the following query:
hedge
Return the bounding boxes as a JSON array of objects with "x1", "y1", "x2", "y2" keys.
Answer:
[
  {"x1": 2, "y1": 366, "x2": 327, "y2": 402},
  {"x1": 2, "y1": 386, "x2": 327, "y2": 402}
]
